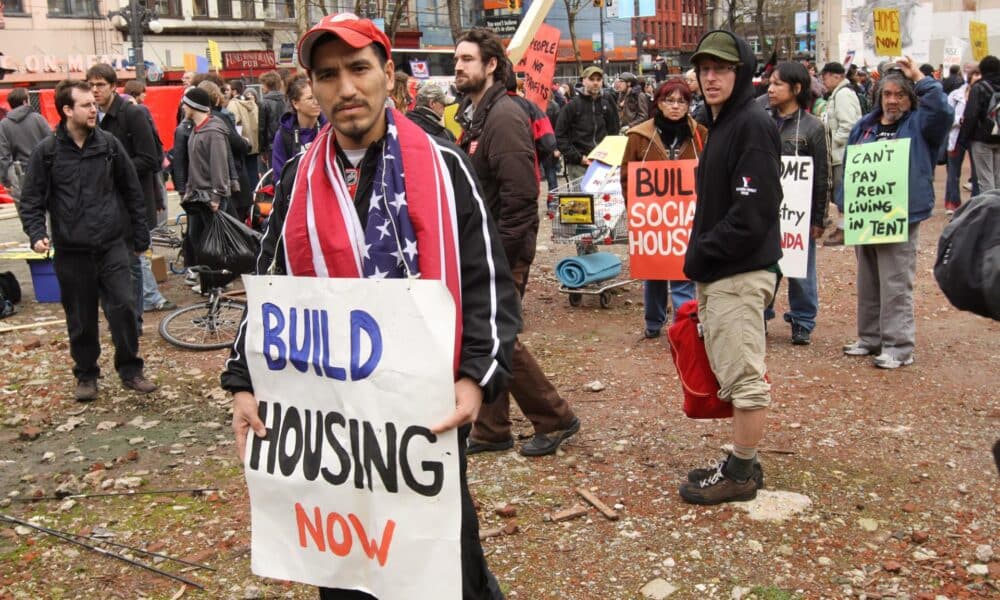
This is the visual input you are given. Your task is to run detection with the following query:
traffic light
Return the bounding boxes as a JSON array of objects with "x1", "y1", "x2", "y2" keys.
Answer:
[
  {"x1": 593, "y1": 0, "x2": 604, "y2": 6},
  {"x1": 508, "y1": 0, "x2": 521, "y2": 9}
]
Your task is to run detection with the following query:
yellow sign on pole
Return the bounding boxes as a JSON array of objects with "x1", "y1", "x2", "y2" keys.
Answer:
[
  {"x1": 873, "y1": 8, "x2": 902, "y2": 57},
  {"x1": 970, "y1": 21, "x2": 989, "y2": 62},
  {"x1": 183, "y1": 53, "x2": 198, "y2": 73},
  {"x1": 207, "y1": 39, "x2": 222, "y2": 70}
]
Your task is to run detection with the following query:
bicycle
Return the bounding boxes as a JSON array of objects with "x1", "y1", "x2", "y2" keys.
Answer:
[
  {"x1": 158, "y1": 267, "x2": 246, "y2": 351},
  {"x1": 150, "y1": 213, "x2": 188, "y2": 275}
]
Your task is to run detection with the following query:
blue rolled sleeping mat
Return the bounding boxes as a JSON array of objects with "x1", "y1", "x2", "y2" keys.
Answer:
[{"x1": 555, "y1": 252, "x2": 623, "y2": 288}]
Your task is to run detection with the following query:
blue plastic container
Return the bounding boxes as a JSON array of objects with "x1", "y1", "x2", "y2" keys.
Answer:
[{"x1": 27, "y1": 259, "x2": 61, "y2": 303}]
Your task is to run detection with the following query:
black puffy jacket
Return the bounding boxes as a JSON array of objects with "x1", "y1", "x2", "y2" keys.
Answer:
[
  {"x1": 959, "y1": 72, "x2": 1000, "y2": 146},
  {"x1": 554, "y1": 91, "x2": 620, "y2": 166},
  {"x1": 19, "y1": 124, "x2": 149, "y2": 253}
]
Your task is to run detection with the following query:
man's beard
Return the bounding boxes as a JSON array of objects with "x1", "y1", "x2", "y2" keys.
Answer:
[{"x1": 455, "y1": 71, "x2": 487, "y2": 95}]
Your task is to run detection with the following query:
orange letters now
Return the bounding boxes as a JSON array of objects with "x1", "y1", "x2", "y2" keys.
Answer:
[{"x1": 295, "y1": 503, "x2": 396, "y2": 567}]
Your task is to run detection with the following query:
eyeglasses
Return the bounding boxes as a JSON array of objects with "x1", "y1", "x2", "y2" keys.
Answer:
[
  {"x1": 698, "y1": 64, "x2": 738, "y2": 76},
  {"x1": 659, "y1": 98, "x2": 687, "y2": 106}
]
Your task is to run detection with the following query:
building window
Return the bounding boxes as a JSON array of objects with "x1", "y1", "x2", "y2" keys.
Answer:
[
  {"x1": 192, "y1": 0, "x2": 208, "y2": 16},
  {"x1": 47, "y1": 0, "x2": 98, "y2": 17},
  {"x1": 4, "y1": 0, "x2": 27, "y2": 14},
  {"x1": 153, "y1": 0, "x2": 182, "y2": 18},
  {"x1": 240, "y1": 0, "x2": 254, "y2": 18},
  {"x1": 218, "y1": 0, "x2": 232, "y2": 18}
]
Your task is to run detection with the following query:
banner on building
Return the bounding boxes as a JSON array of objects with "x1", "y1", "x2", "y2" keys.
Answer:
[
  {"x1": 242, "y1": 276, "x2": 462, "y2": 599},
  {"x1": 777, "y1": 157, "x2": 814, "y2": 279},
  {"x1": 626, "y1": 159, "x2": 698, "y2": 280},
  {"x1": 843, "y1": 138, "x2": 910, "y2": 246}
]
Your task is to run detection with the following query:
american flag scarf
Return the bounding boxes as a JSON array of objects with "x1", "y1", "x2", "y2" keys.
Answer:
[{"x1": 282, "y1": 108, "x2": 463, "y2": 369}]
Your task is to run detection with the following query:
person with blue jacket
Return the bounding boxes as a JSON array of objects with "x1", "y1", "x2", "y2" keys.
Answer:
[
  {"x1": 838, "y1": 56, "x2": 952, "y2": 369},
  {"x1": 270, "y1": 75, "x2": 327, "y2": 185}
]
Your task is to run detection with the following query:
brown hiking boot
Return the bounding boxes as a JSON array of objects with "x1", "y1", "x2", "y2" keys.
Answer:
[
  {"x1": 75, "y1": 379, "x2": 98, "y2": 402},
  {"x1": 823, "y1": 228, "x2": 844, "y2": 247},
  {"x1": 122, "y1": 375, "x2": 157, "y2": 394},
  {"x1": 679, "y1": 461, "x2": 758, "y2": 505}
]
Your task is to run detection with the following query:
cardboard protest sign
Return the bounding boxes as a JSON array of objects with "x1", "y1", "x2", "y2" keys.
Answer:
[
  {"x1": 626, "y1": 159, "x2": 697, "y2": 280},
  {"x1": 942, "y1": 42, "x2": 963, "y2": 69},
  {"x1": 843, "y1": 138, "x2": 910, "y2": 245},
  {"x1": 514, "y1": 23, "x2": 560, "y2": 112},
  {"x1": 777, "y1": 156, "x2": 813, "y2": 279},
  {"x1": 506, "y1": 0, "x2": 556, "y2": 65},
  {"x1": 873, "y1": 8, "x2": 902, "y2": 57},
  {"x1": 242, "y1": 276, "x2": 461, "y2": 600},
  {"x1": 970, "y1": 21, "x2": 989, "y2": 62}
]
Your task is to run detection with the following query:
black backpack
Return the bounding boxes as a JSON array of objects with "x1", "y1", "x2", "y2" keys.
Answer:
[
  {"x1": 0, "y1": 271, "x2": 20, "y2": 319},
  {"x1": 934, "y1": 190, "x2": 1000, "y2": 321},
  {"x1": 981, "y1": 81, "x2": 1000, "y2": 137}
]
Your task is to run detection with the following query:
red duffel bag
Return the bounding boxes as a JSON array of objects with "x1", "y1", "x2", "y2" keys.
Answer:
[{"x1": 666, "y1": 299, "x2": 733, "y2": 419}]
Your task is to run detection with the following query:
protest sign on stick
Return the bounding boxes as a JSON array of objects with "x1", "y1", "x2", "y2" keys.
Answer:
[
  {"x1": 873, "y1": 8, "x2": 902, "y2": 57},
  {"x1": 514, "y1": 23, "x2": 560, "y2": 112},
  {"x1": 777, "y1": 156, "x2": 813, "y2": 278},
  {"x1": 970, "y1": 21, "x2": 989, "y2": 62},
  {"x1": 843, "y1": 138, "x2": 911, "y2": 246},
  {"x1": 242, "y1": 276, "x2": 462, "y2": 600},
  {"x1": 626, "y1": 159, "x2": 697, "y2": 280}
]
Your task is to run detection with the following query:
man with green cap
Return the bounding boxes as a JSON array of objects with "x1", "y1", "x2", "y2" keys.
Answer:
[
  {"x1": 679, "y1": 30, "x2": 783, "y2": 505},
  {"x1": 555, "y1": 64, "x2": 620, "y2": 182}
]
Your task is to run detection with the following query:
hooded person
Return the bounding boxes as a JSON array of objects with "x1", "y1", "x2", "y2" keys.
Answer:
[
  {"x1": 678, "y1": 30, "x2": 783, "y2": 505},
  {"x1": 0, "y1": 87, "x2": 52, "y2": 204},
  {"x1": 959, "y1": 55, "x2": 1000, "y2": 192}
]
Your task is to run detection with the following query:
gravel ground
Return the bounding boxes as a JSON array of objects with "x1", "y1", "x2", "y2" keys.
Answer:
[{"x1": 0, "y1": 168, "x2": 998, "y2": 600}]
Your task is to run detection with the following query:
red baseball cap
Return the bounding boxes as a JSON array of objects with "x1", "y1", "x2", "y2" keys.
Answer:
[{"x1": 297, "y1": 13, "x2": 392, "y2": 70}]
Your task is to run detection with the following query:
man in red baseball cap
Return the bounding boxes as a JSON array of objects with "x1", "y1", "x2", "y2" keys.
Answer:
[{"x1": 226, "y1": 13, "x2": 518, "y2": 600}]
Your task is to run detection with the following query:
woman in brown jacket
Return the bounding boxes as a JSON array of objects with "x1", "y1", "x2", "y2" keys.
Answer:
[{"x1": 621, "y1": 78, "x2": 707, "y2": 338}]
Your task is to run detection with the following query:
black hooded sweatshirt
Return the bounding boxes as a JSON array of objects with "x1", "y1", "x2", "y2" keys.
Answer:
[{"x1": 683, "y1": 31, "x2": 783, "y2": 284}]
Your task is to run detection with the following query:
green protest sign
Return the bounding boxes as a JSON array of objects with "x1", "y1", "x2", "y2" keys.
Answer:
[{"x1": 843, "y1": 138, "x2": 910, "y2": 245}]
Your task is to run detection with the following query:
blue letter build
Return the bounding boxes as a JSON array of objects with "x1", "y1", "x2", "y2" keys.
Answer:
[{"x1": 250, "y1": 303, "x2": 445, "y2": 497}]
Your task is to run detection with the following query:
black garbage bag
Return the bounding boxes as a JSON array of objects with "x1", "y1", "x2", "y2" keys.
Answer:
[{"x1": 198, "y1": 210, "x2": 262, "y2": 275}]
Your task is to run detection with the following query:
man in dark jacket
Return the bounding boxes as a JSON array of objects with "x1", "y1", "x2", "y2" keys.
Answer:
[
  {"x1": 406, "y1": 81, "x2": 455, "y2": 142},
  {"x1": 0, "y1": 88, "x2": 52, "y2": 205},
  {"x1": 960, "y1": 55, "x2": 1000, "y2": 193},
  {"x1": 679, "y1": 31, "x2": 783, "y2": 505},
  {"x1": 616, "y1": 72, "x2": 650, "y2": 129},
  {"x1": 86, "y1": 63, "x2": 171, "y2": 316},
  {"x1": 19, "y1": 79, "x2": 157, "y2": 401},
  {"x1": 555, "y1": 65, "x2": 619, "y2": 181},
  {"x1": 225, "y1": 15, "x2": 518, "y2": 598},
  {"x1": 942, "y1": 64, "x2": 964, "y2": 94},
  {"x1": 455, "y1": 27, "x2": 580, "y2": 458},
  {"x1": 257, "y1": 70, "x2": 286, "y2": 166}
]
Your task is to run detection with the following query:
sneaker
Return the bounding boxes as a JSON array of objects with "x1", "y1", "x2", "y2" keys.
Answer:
[
  {"x1": 823, "y1": 228, "x2": 844, "y2": 247},
  {"x1": 643, "y1": 328, "x2": 661, "y2": 339},
  {"x1": 687, "y1": 458, "x2": 765, "y2": 490},
  {"x1": 75, "y1": 379, "x2": 98, "y2": 402},
  {"x1": 791, "y1": 323, "x2": 811, "y2": 345},
  {"x1": 466, "y1": 437, "x2": 514, "y2": 455},
  {"x1": 519, "y1": 416, "x2": 581, "y2": 457},
  {"x1": 122, "y1": 375, "x2": 158, "y2": 394},
  {"x1": 679, "y1": 461, "x2": 759, "y2": 505},
  {"x1": 144, "y1": 299, "x2": 177, "y2": 313},
  {"x1": 843, "y1": 340, "x2": 877, "y2": 356},
  {"x1": 185, "y1": 270, "x2": 198, "y2": 285},
  {"x1": 873, "y1": 353, "x2": 914, "y2": 369},
  {"x1": 963, "y1": 181, "x2": 972, "y2": 191}
]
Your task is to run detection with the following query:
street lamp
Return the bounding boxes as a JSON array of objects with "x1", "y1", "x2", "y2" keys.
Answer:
[
  {"x1": 108, "y1": 0, "x2": 163, "y2": 84},
  {"x1": 631, "y1": 30, "x2": 655, "y2": 76}
]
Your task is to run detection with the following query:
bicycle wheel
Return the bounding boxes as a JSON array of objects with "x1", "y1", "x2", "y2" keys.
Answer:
[{"x1": 158, "y1": 299, "x2": 246, "y2": 350}]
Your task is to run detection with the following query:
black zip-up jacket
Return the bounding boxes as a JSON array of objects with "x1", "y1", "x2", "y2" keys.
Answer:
[
  {"x1": 98, "y1": 93, "x2": 160, "y2": 228},
  {"x1": 765, "y1": 106, "x2": 830, "y2": 228},
  {"x1": 221, "y1": 134, "x2": 521, "y2": 404},
  {"x1": 554, "y1": 91, "x2": 620, "y2": 166},
  {"x1": 19, "y1": 124, "x2": 149, "y2": 253},
  {"x1": 959, "y1": 72, "x2": 1000, "y2": 146},
  {"x1": 683, "y1": 30, "x2": 783, "y2": 283},
  {"x1": 258, "y1": 90, "x2": 286, "y2": 154},
  {"x1": 406, "y1": 106, "x2": 456, "y2": 143}
]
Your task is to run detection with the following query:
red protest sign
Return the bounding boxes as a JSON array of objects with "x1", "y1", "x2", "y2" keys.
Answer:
[
  {"x1": 513, "y1": 23, "x2": 560, "y2": 112},
  {"x1": 627, "y1": 159, "x2": 698, "y2": 280}
]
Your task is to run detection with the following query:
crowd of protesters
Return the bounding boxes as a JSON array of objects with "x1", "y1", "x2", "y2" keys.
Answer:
[{"x1": 2, "y1": 18, "x2": 998, "y2": 597}]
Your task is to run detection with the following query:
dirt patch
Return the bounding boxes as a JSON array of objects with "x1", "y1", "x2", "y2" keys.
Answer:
[{"x1": 1, "y1": 184, "x2": 998, "y2": 599}]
